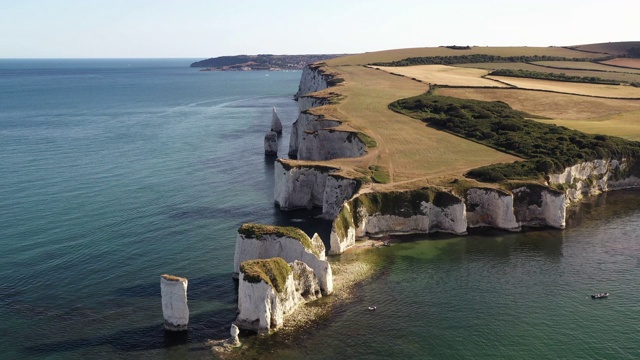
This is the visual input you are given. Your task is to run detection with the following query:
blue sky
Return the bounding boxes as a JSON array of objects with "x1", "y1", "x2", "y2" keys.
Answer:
[{"x1": 0, "y1": 0, "x2": 637, "y2": 58}]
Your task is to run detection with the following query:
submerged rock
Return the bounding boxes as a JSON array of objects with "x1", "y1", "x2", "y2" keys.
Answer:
[{"x1": 160, "y1": 274, "x2": 189, "y2": 331}]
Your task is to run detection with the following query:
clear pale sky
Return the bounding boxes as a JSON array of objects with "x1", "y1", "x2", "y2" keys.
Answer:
[{"x1": 0, "y1": 0, "x2": 637, "y2": 58}]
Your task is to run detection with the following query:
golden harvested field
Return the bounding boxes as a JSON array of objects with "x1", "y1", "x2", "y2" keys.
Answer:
[
  {"x1": 458, "y1": 62, "x2": 640, "y2": 83},
  {"x1": 486, "y1": 76, "x2": 640, "y2": 98},
  {"x1": 435, "y1": 87, "x2": 640, "y2": 140},
  {"x1": 533, "y1": 61, "x2": 640, "y2": 74},
  {"x1": 601, "y1": 58, "x2": 640, "y2": 70},
  {"x1": 436, "y1": 88, "x2": 640, "y2": 120},
  {"x1": 306, "y1": 65, "x2": 519, "y2": 184},
  {"x1": 325, "y1": 46, "x2": 604, "y2": 66},
  {"x1": 373, "y1": 65, "x2": 508, "y2": 87},
  {"x1": 538, "y1": 111, "x2": 640, "y2": 141}
]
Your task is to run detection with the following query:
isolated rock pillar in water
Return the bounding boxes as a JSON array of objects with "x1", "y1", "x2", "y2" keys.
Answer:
[
  {"x1": 265, "y1": 131, "x2": 278, "y2": 155},
  {"x1": 271, "y1": 107, "x2": 283, "y2": 133},
  {"x1": 160, "y1": 274, "x2": 189, "y2": 331}
]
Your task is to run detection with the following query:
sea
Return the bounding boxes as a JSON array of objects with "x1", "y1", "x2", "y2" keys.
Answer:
[{"x1": 1, "y1": 59, "x2": 639, "y2": 360}]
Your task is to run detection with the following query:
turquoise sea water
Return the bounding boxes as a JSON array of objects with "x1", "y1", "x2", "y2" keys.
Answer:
[{"x1": 1, "y1": 59, "x2": 640, "y2": 359}]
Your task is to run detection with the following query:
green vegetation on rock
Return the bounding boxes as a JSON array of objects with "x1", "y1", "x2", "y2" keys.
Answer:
[
  {"x1": 240, "y1": 258, "x2": 291, "y2": 293},
  {"x1": 390, "y1": 93, "x2": 640, "y2": 182},
  {"x1": 238, "y1": 223, "x2": 318, "y2": 257}
]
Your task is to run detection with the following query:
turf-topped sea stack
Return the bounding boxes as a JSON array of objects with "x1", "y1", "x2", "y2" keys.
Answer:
[
  {"x1": 160, "y1": 274, "x2": 189, "y2": 331},
  {"x1": 234, "y1": 223, "x2": 333, "y2": 294},
  {"x1": 236, "y1": 257, "x2": 322, "y2": 333}
]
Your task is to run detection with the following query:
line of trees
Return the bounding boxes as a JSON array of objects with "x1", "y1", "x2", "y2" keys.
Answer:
[{"x1": 489, "y1": 69, "x2": 620, "y2": 85}]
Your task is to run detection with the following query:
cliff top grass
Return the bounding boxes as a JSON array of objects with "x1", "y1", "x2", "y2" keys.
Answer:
[
  {"x1": 161, "y1": 274, "x2": 187, "y2": 282},
  {"x1": 291, "y1": 42, "x2": 640, "y2": 191},
  {"x1": 238, "y1": 223, "x2": 319, "y2": 257},
  {"x1": 240, "y1": 258, "x2": 291, "y2": 293},
  {"x1": 390, "y1": 93, "x2": 640, "y2": 182}
]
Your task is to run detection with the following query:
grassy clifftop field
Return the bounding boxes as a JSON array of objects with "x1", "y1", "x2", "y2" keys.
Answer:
[{"x1": 297, "y1": 42, "x2": 640, "y2": 190}]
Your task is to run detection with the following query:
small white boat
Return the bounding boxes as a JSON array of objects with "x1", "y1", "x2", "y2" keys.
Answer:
[{"x1": 591, "y1": 292, "x2": 609, "y2": 299}]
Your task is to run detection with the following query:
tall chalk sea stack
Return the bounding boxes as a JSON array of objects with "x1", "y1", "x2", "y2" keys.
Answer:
[
  {"x1": 160, "y1": 274, "x2": 189, "y2": 331},
  {"x1": 271, "y1": 107, "x2": 283, "y2": 133}
]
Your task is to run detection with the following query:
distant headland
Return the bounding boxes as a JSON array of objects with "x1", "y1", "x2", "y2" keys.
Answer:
[{"x1": 190, "y1": 54, "x2": 348, "y2": 71}]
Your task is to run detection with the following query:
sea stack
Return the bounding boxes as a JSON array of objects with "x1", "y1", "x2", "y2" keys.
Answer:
[
  {"x1": 271, "y1": 107, "x2": 283, "y2": 133},
  {"x1": 264, "y1": 131, "x2": 278, "y2": 155},
  {"x1": 160, "y1": 274, "x2": 189, "y2": 331}
]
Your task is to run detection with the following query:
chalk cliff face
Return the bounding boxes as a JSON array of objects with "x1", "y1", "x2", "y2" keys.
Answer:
[
  {"x1": 548, "y1": 159, "x2": 640, "y2": 203},
  {"x1": 236, "y1": 258, "x2": 301, "y2": 333},
  {"x1": 271, "y1": 107, "x2": 283, "y2": 133},
  {"x1": 288, "y1": 112, "x2": 342, "y2": 157},
  {"x1": 160, "y1": 274, "x2": 189, "y2": 331},
  {"x1": 234, "y1": 224, "x2": 333, "y2": 294},
  {"x1": 298, "y1": 129, "x2": 367, "y2": 161},
  {"x1": 512, "y1": 185, "x2": 566, "y2": 229},
  {"x1": 466, "y1": 188, "x2": 520, "y2": 231},
  {"x1": 294, "y1": 65, "x2": 332, "y2": 99},
  {"x1": 274, "y1": 160, "x2": 359, "y2": 219},
  {"x1": 330, "y1": 188, "x2": 467, "y2": 254}
]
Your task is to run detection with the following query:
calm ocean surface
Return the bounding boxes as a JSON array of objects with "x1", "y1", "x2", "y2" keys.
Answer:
[{"x1": 1, "y1": 59, "x2": 639, "y2": 359}]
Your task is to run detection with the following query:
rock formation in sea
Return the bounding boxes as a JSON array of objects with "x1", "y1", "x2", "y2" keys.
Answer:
[
  {"x1": 160, "y1": 274, "x2": 189, "y2": 331},
  {"x1": 233, "y1": 223, "x2": 332, "y2": 294},
  {"x1": 264, "y1": 131, "x2": 278, "y2": 155},
  {"x1": 273, "y1": 160, "x2": 360, "y2": 219},
  {"x1": 235, "y1": 257, "x2": 321, "y2": 332},
  {"x1": 271, "y1": 107, "x2": 282, "y2": 134}
]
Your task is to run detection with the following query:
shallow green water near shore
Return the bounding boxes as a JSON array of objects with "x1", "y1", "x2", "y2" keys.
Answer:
[{"x1": 243, "y1": 191, "x2": 640, "y2": 359}]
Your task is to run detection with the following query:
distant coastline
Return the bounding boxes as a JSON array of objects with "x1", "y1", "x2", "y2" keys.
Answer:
[{"x1": 190, "y1": 54, "x2": 347, "y2": 71}]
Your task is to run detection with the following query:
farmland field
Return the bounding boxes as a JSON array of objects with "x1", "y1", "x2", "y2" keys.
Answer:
[
  {"x1": 457, "y1": 62, "x2": 640, "y2": 83},
  {"x1": 533, "y1": 61, "x2": 640, "y2": 73},
  {"x1": 601, "y1": 58, "x2": 640, "y2": 69},
  {"x1": 292, "y1": 44, "x2": 640, "y2": 187},
  {"x1": 326, "y1": 46, "x2": 605, "y2": 66},
  {"x1": 373, "y1": 65, "x2": 508, "y2": 87},
  {"x1": 304, "y1": 65, "x2": 519, "y2": 185},
  {"x1": 434, "y1": 88, "x2": 640, "y2": 140},
  {"x1": 486, "y1": 76, "x2": 640, "y2": 98}
]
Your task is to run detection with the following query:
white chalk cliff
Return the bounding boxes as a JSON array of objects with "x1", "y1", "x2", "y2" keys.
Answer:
[
  {"x1": 233, "y1": 224, "x2": 333, "y2": 294},
  {"x1": 160, "y1": 274, "x2": 189, "y2": 331},
  {"x1": 271, "y1": 107, "x2": 282, "y2": 134},
  {"x1": 548, "y1": 159, "x2": 640, "y2": 203},
  {"x1": 466, "y1": 188, "x2": 520, "y2": 231},
  {"x1": 294, "y1": 64, "x2": 332, "y2": 99},
  {"x1": 274, "y1": 160, "x2": 359, "y2": 219},
  {"x1": 236, "y1": 258, "x2": 323, "y2": 333},
  {"x1": 297, "y1": 129, "x2": 366, "y2": 161},
  {"x1": 329, "y1": 189, "x2": 468, "y2": 255}
]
